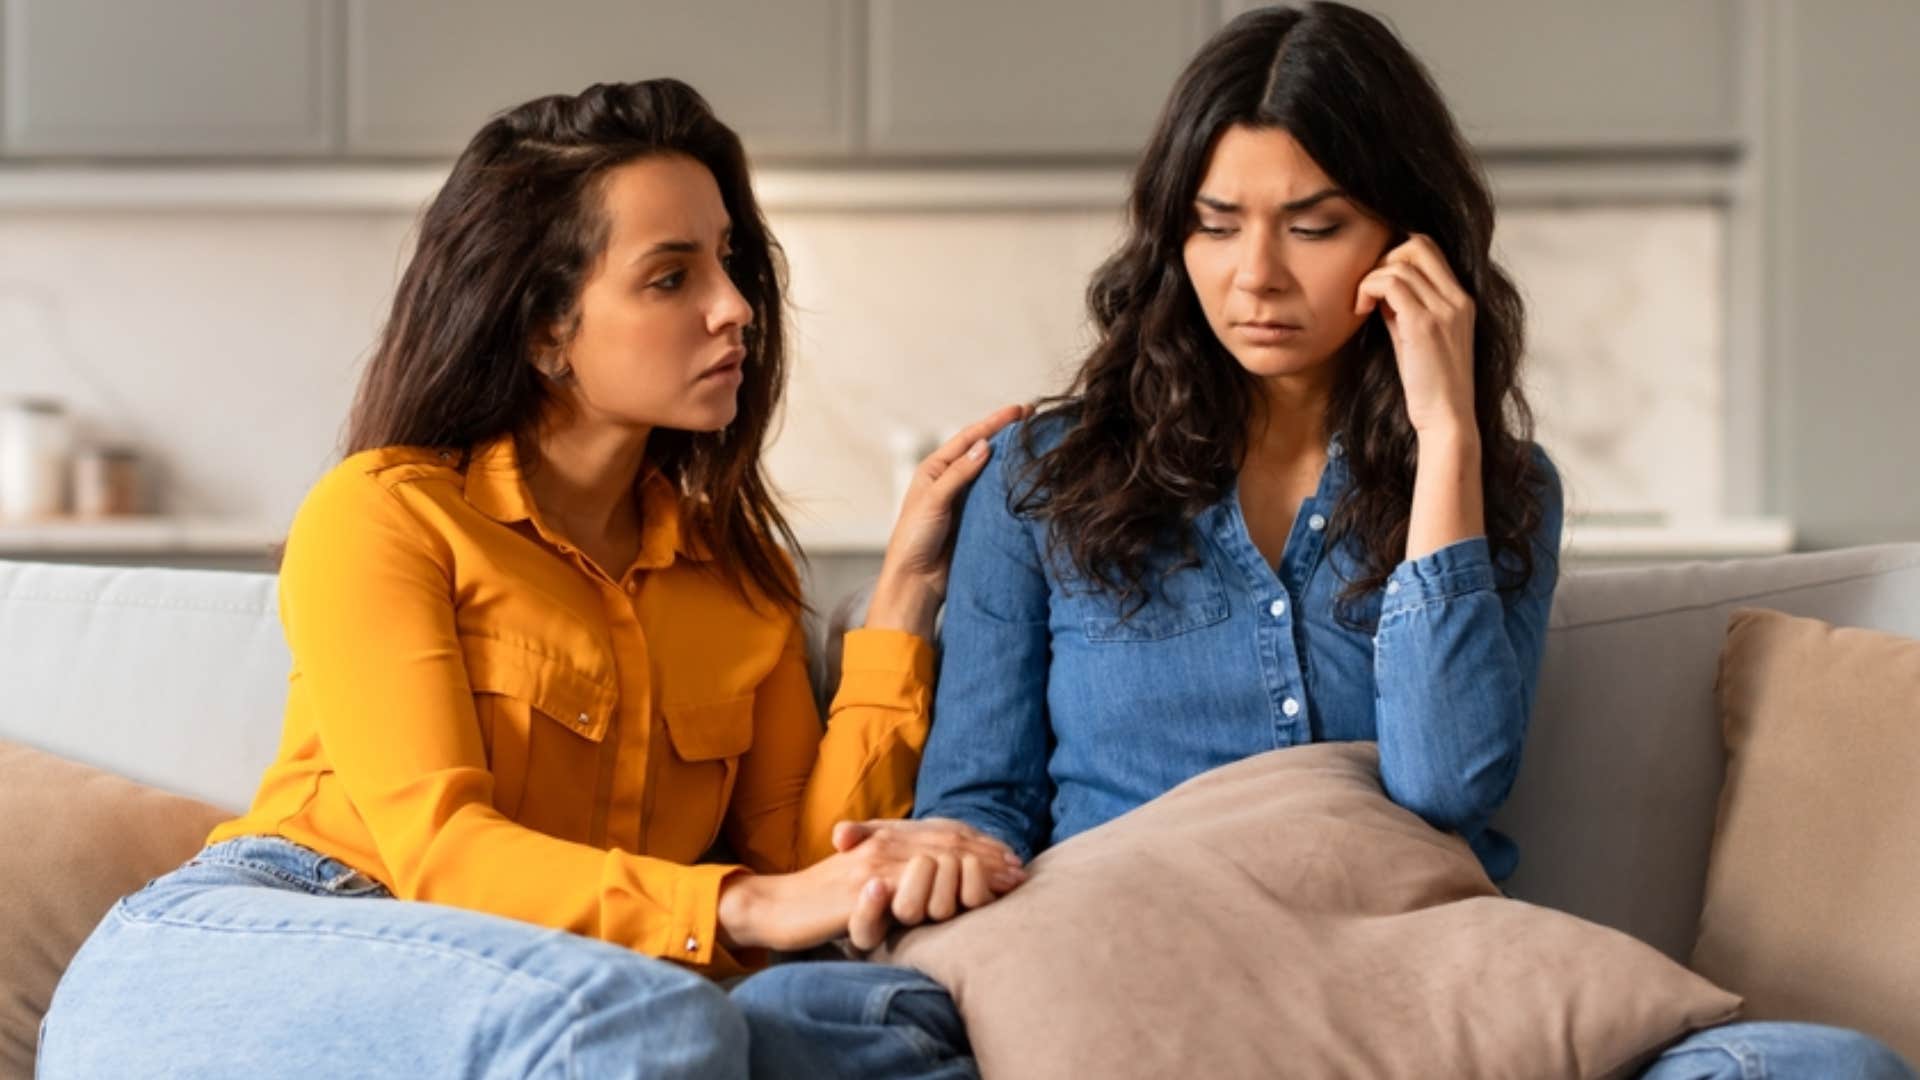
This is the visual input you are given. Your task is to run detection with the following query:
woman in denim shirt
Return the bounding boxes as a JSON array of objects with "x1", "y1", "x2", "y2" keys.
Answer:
[{"x1": 734, "y1": 5, "x2": 1917, "y2": 1079}]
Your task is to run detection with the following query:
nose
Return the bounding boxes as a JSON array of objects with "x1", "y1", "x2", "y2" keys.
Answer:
[
  {"x1": 709, "y1": 266, "x2": 754, "y2": 338},
  {"x1": 1231, "y1": 227, "x2": 1294, "y2": 295}
]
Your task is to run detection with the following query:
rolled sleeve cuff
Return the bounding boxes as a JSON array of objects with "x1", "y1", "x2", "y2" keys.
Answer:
[
  {"x1": 664, "y1": 861, "x2": 754, "y2": 974},
  {"x1": 832, "y1": 628, "x2": 935, "y2": 710},
  {"x1": 1382, "y1": 536, "x2": 1495, "y2": 616}
]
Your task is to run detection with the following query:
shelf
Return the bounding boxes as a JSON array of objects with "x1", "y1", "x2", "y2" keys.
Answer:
[
  {"x1": 0, "y1": 159, "x2": 1736, "y2": 213},
  {"x1": 796, "y1": 517, "x2": 1799, "y2": 561},
  {"x1": 0, "y1": 517, "x2": 282, "y2": 556}
]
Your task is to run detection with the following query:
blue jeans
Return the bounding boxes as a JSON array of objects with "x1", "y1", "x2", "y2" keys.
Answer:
[
  {"x1": 743, "y1": 962, "x2": 1916, "y2": 1080},
  {"x1": 730, "y1": 961, "x2": 977, "y2": 1080},
  {"x1": 39, "y1": 836, "x2": 748, "y2": 1079}
]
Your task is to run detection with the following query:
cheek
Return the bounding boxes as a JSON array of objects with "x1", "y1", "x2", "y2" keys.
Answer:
[{"x1": 1182, "y1": 241, "x2": 1231, "y2": 322}]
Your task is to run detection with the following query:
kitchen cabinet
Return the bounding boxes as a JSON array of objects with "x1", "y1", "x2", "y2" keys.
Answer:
[
  {"x1": 866, "y1": 0, "x2": 1214, "y2": 157},
  {"x1": 2, "y1": 0, "x2": 337, "y2": 157},
  {"x1": 344, "y1": 0, "x2": 857, "y2": 158},
  {"x1": 1223, "y1": 0, "x2": 1742, "y2": 150}
]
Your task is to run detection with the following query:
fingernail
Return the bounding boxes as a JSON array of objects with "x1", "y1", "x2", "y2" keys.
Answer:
[
  {"x1": 1002, "y1": 851, "x2": 1023, "y2": 866},
  {"x1": 968, "y1": 439, "x2": 988, "y2": 458},
  {"x1": 864, "y1": 879, "x2": 886, "y2": 898}
]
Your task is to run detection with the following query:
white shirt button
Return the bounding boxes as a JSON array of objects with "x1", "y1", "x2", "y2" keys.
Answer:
[
  {"x1": 1386, "y1": 580, "x2": 1401, "y2": 595},
  {"x1": 1307, "y1": 514, "x2": 1327, "y2": 532},
  {"x1": 1328, "y1": 441, "x2": 1344, "y2": 458},
  {"x1": 577, "y1": 712, "x2": 591, "y2": 726},
  {"x1": 625, "y1": 580, "x2": 639, "y2": 595},
  {"x1": 684, "y1": 935, "x2": 700, "y2": 954},
  {"x1": 1267, "y1": 598, "x2": 1287, "y2": 619},
  {"x1": 1282, "y1": 697, "x2": 1301, "y2": 717}
]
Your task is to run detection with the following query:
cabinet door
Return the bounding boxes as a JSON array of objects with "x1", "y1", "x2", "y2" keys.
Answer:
[
  {"x1": 2, "y1": 0, "x2": 337, "y2": 157},
  {"x1": 345, "y1": 0, "x2": 856, "y2": 158},
  {"x1": 1222, "y1": 0, "x2": 1741, "y2": 150},
  {"x1": 867, "y1": 0, "x2": 1215, "y2": 156}
]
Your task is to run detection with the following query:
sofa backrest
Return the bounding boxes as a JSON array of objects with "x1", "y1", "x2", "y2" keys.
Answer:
[
  {"x1": 0, "y1": 561, "x2": 286, "y2": 811},
  {"x1": 1499, "y1": 542, "x2": 1920, "y2": 959},
  {"x1": 5, "y1": 544, "x2": 1920, "y2": 958}
]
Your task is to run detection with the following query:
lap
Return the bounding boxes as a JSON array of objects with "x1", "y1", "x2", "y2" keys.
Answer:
[{"x1": 41, "y1": 836, "x2": 742, "y2": 1080}]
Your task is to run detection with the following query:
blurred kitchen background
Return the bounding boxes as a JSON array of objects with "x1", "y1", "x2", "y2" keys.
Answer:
[{"x1": 1, "y1": 0, "x2": 1916, "y2": 595}]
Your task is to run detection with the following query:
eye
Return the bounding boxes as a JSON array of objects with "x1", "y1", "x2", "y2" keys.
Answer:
[
  {"x1": 1289, "y1": 224, "x2": 1343, "y2": 240},
  {"x1": 650, "y1": 269, "x2": 686, "y2": 292},
  {"x1": 1193, "y1": 222, "x2": 1237, "y2": 238}
]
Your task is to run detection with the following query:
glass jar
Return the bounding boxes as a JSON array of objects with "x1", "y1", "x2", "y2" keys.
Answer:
[{"x1": 0, "y1": 397, "x2": 73, "y2": 520}]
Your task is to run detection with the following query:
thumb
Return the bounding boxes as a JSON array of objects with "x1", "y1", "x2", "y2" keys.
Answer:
[{"x1": 833, "y1": 820, "x2": 876, "y2": 853}]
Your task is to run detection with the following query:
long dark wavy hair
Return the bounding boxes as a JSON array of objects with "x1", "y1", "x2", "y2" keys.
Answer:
[
  {"x1": 1017, "y1": 2, "x2": 1546, "y2": 611},
  {"x1": 344, "y1": 79, "x2": 800, "y2": 611}
]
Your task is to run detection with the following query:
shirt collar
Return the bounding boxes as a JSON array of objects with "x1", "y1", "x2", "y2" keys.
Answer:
[{"x1": 461, "y1": 434, "x2": 709, "y2": 569}]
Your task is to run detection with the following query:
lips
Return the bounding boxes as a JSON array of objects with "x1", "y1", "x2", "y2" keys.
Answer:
[{"x1": 697, "y1": 346, "x2": 747, "y2": 380}]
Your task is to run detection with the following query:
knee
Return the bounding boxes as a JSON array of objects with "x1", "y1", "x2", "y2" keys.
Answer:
[
  {"x1": 567, "y1": 955, "x2": 747, "y2": 1080},
  {"x1": 1809, "y1": 1026, "x2": 1915, "y2": 1078}
]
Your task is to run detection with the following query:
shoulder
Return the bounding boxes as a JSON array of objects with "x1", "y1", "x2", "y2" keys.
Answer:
[{"x1": 290, "y1": 446, "x2": 463, "y2": 546}]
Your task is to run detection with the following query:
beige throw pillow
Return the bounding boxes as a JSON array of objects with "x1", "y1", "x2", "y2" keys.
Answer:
[
  {"x1": 882, "y1": 742, "x2": 1740, "y2": 1080},
  {"x1": 0, "y1": 739, "x2": 230, "y2": 1080},
  {"x1": 1692, "y1": 608, "x2": 1920, "y2": 1065}
]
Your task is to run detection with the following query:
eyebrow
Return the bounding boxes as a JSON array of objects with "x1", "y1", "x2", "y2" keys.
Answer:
[
  {"x1": 632, "y1": 226, "x2": 734, "y2": 264},
  {"x1": 1195, "y1": 187, "x2": 1345, "y2": 214}
]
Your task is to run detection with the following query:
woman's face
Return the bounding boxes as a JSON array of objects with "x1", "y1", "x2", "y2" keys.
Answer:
[
  {"x1": 545, "y1": 153, "x2": 753, "y2": 434},
  {"x1": 1182, "y1": 124, "x2": 1393, "y2": 380}
]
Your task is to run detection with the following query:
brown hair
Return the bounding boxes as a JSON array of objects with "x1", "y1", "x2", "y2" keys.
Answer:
[
  {"x1": 1017, "y1": 2, "x2": 1546, "y2": 614},
  {"x1": 345, "y1": 79, "x2": 800, "y2": 611}
]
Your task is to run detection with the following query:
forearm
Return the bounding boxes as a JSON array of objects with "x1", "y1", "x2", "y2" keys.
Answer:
[{"x1": 1405, "y1": 426, "x2": 1484, "y2": 562}]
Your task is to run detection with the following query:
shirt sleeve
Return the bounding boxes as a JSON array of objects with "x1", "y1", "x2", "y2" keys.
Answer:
[
  {"x1": 911, "y1": 426, "x2": 1056, "y2": 861},
  {"x1": 723, "y1": 616, "x2": 935, "y2": 874},
  {"x1": 280, "y1": 466, "x2": 749, "y2": 975},
  {"x1": 1369, "y1": 447, "x2": 1564, "y2": 861}
]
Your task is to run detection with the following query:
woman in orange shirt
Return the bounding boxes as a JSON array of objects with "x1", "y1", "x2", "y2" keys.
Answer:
[{"x1": 40, "y1": 79, "x2": 1020, "y2": 1080}]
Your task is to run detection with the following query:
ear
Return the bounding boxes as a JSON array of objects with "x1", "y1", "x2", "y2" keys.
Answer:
[{"x1": 529, "y1": 312, "x2": 577, "y2": 380}]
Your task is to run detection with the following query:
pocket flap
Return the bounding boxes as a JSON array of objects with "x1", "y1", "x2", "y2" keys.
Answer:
[
  {"x1": 462, "y1": 638, "x2": 618, "y2": 742},
  {"x1": 661, "y1": 694, "x2": 756, "y2": 762}
]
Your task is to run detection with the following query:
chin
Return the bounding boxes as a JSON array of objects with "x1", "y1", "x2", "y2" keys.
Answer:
[{"x1": 1229, "y1": 344, "x2": 1331, "y2": 379}]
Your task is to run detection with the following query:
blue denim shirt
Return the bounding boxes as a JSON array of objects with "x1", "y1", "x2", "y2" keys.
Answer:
[{"x1": 913, "y1": 418, "x2": 1563, "y2": 880}]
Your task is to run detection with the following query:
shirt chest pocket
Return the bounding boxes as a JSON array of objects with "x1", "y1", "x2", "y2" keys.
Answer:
[
  {"x1": 1070, "y1": 555, "x2": 1231, "y2": 644},
  {"x1": 655, "y1": 694, "x2": 757, "y2": 854},
  {"x1": 464, "y1": 637, "x2": 618, "y2": 831}
]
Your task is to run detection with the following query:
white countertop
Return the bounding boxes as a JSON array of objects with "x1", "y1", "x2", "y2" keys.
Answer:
[
  {"x1": 0, "y1": 515, "x2": 1796, "y2": 561},
  {"x1": 0, "y1": 517, "x2": 283, "y2": 555}
]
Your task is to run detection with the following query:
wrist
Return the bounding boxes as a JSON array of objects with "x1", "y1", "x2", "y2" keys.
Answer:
[
  {"x1": 1416, "y1": 422, "x2": 1481, "y2": 460},
  {"x1": 716, "y1": 872, "x2": 770, "y2": 951},
  {"x1": 862, "y1": 570, "x2": 941, "y2": 639}
]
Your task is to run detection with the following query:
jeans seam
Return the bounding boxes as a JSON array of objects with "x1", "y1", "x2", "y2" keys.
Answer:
[
  {"x1": 111, "y1": 901, "x2": 587, "y2": 1011},
  {"x1": 112, "y1": 901, "x2": 598, "y2": 1074},
  {"x1": 859, "y1": 982, "x2": 951, "y2": 1066}
]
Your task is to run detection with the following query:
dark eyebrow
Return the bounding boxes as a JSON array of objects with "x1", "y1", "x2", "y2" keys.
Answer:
[
  {"x1": 635, "y1": 239, "x2": 698, "y2": 263},
  {"x1": 1195, "y1": 187, "x2": 1346, "y2": 214},
  {"x1": 632, "y1": 225, "x2": 734, "y2": 265}
]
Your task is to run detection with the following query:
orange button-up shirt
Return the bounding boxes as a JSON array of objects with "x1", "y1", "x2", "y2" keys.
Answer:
[{"x1": 209, "y1": 435, "x2": 932, "y2": 977}]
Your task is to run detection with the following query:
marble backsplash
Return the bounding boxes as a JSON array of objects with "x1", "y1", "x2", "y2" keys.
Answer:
[{"x1": 0, "y1": 199, "x2": 1721, "y2": 534}]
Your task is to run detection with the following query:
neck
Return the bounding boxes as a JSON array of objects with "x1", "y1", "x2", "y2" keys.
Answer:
[
  {"x1": 1245, "y1": 368, "x2": 1334, "y2": 470},
  {"x1": 524, "y1": 418, "x2": 652, "y2": 545}
]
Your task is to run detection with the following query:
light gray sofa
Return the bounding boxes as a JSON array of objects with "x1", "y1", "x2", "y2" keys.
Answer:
[{"x1": 3, "y1": 542, "x2": 1919, "y2": 970}]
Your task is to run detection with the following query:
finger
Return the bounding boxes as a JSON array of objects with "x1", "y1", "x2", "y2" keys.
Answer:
[
  {"x1": 832, "y1": 820, "x2": 876, "y2": 853},
  {"x1": 926, "y1": 854, "x2": 962, "y2": 922},
  {"x1": 920, "y1": 404, "x2": 1025, "y2": 476},
  {"x1": 926, "y1": 440, "x2": 993, "y2": 504},
  {"x1": 847, "y1": 878, "x2": 893, "y2": 952},
  {"x1": 961, "y1": 853, "x2": 998, "y2": 908},
  {"x1": 926, "y1": 818, "x2": 1025, "y2": 866},
  {"x1": 1373, "y1": 262, "x2": 1447, "y2": 315},
  {"x1": 1386, "y1": 234, "x2": 1470, "y2": 307},
  {"x1": 1355, "y1": 273, "x2": 1429, "y2": 330},
  {"x1": 891, "y1": 854, "x2": 937, "y2": 926}
]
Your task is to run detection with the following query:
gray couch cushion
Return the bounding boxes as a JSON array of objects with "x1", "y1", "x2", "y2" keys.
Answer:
[{"x1": 1497, "y1": 543, "x2": 1920, "y2": 959}]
